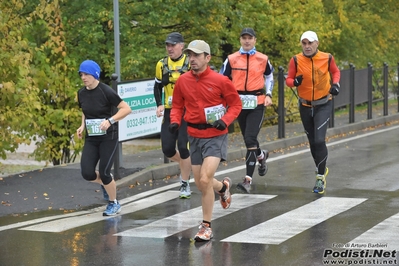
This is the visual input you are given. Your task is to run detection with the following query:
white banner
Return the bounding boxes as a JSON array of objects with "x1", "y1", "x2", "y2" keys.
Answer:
[{"x1": 117, "y1": 79, "x2": 162, "y2": 142}]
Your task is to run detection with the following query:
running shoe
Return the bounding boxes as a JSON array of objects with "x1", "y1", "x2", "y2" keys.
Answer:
[
  {"x1": 324, "y1": 167, "x2": 329, "y2": 180},
  {"x1": 313, "y1": 168, "x2": 328, "y2": 194},
  {"x1": 313, "y1": 177, "x2": 325, "y2": 194},
  {"x1": 100, "y1": 173, "x2": 114, "y2": 201},
  {"x1": 236, "y1": 177, "x2": 251, "y2": 193},
  {"x1": 219, "y1": 177, "x2": 232, "y2": 209},
  {"x1": 100, "y1": 185, "x2": 109, "y2": 201},
  {"x1": 258, "y1": 150, "x2": 269, "y2": 176},
  {"x1": 179, "y1": 180, "x2": 191, "y2": 199},
  {"x1": 103, "y1": 201, "x2": 121, "y2": 216},
  {"x1": 194, "y1": 222, "x2": 213, "y2": 242},
  {"x1": 315, "y1": 167, "x2": 329, "y2": 176}
]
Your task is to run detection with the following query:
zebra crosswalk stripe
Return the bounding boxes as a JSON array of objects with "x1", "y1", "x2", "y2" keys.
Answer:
[
  {"x1": 20, "y1": 192, "x2": 398, "y2": 249},
  {"x1": 115, "y1": 194, "x2": 276, "y2": 238},
  {"x1": 221, "y1": 197, "x2": 367, "y2": 245},
  {"x1": 346, "y1": 212, "x2": 399, "y2": 250},
  {"x1": 20, "y1": 191, "x2": 179, "y2": 233}
]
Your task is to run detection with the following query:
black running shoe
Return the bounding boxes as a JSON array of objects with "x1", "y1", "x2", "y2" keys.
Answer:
[{"x1": 258, "y1": 150, "x2": 269, "y2": 176}]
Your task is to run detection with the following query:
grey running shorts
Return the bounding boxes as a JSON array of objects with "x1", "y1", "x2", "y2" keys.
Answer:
[{"x1": 188, "y1": 134, "x2": 228, "y2": 165}]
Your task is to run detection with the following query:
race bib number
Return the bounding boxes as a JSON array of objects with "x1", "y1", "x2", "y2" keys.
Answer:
[
  {"x1": 85, "y1": 119, "x2": 106, "y2": 136},
  {"x1": 204, "y1": 104, "x2": 226, "y2": 124},
  {"x1": 240, "y1": 95, "x2": 257, "y2": 109}
]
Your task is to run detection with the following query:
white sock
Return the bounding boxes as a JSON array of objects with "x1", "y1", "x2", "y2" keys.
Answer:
[{"x1": 245, "y1": 175, "x2": 253, "y2": 183}]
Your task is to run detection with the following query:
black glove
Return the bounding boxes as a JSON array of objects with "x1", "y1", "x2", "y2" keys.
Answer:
[
  {"x1": 168, "y1": 123, "x2": 179, "y2": 134},
  {"x1": 213, "y1": 120, "x2": 227, "y2": 131},
  {"x1": 329, "y1": 83, "x2": 340, "y2": 96},
  {"x1": 293, "y1": 75, "x2": 303, "y2": 86}
]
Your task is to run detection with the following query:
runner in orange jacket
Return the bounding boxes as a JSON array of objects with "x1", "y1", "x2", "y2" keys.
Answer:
[{"x1": 286, "y1": 30, "x2": 341, "y2": 194}]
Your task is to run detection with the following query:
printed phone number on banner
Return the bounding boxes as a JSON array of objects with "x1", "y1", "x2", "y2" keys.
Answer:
[{"x1": 126, "y1": 115, "x2": 158, "y2": 128}]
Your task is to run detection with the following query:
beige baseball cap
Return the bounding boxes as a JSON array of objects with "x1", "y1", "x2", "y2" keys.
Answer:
[{"x1": 184, "y1": 40, "x2": 211, "y2": 55}]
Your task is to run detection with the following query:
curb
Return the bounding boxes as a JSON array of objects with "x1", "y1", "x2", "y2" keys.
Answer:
[{"x1": 116, "y1": 113, "x2": 399, "y2": 187}]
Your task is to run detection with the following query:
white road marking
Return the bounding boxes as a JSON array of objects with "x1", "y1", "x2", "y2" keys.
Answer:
[
  {"x1": 1, "y1": 125, "x2": 396, "y2": 232},
  {"x1": 346, "y1": 212, "x2": 399, "y2": 250},
  {"x1": 0, "y1": 210, "x2": 94, "y2": 232},
  {"x1": 216, "y1": 125, "x2": 399, "y2": 177},
  {"x1": 115, "y1": 194, "x2": 276, "y2": 238},
  {"x1": 221, "y1": 197, "x2": 367, "y2": 245},
  {"x1": 0, "y1": 185, "x2": 179, "y2": 232},
  {"x1": 20, "y1": 191, "x2": 179, "y2": 232}
]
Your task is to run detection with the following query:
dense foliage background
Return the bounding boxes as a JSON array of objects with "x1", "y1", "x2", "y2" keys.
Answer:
[{"x1": 1, "y1": 0, "x2": 398, "y2": 164}]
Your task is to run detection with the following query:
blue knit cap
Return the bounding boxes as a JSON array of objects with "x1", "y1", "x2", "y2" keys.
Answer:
[{"x1": 79, "y1": 60, "x2": 101, "y2": 80}]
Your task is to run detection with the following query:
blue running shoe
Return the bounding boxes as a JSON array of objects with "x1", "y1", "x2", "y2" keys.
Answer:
[
  {"x1": 313, "y1": 178, "x2": 325, "y2": 194},
  {"x1": 103, "y1": 201, "x2": 121, "y2": 216},
  {"x1": 100, "y1": 173, "x2": 113, "y2": 201},
  {"x1": 100, "y1": 185, "x2": 109, "y2": 201},
  {"x1": 313, "y1": 168, "x2": 328, "y2": 194}
]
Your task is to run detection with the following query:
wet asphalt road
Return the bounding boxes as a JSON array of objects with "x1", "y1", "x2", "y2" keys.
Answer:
[{"x1": 0, "y1": 125, "x2": 398, "y2": 266}]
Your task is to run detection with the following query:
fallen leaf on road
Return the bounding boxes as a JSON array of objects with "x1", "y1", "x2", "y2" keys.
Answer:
[{"x1": 43, "y1": 193, "x2": 48, "y2": 196}]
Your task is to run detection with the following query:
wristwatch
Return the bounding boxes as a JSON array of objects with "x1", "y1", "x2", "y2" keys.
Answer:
[
  {"x1": 107, "y1": 117, "x2": 116, "y2": 124},
  {"x1": 266, "y1": 93, "x2": 272, "y2": 98}
]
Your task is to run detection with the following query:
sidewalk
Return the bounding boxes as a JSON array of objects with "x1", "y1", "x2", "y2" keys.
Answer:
[
  {"x1": 2, "y1": 104, "x2": 399, "y2": 180},
  {"x1": 0, "y1": 104, "x2": 398, "y2": 216}
]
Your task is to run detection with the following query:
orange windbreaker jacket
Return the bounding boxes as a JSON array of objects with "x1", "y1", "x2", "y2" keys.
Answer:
[
  {"x1": 286, "y1": 51, "x2": 340, "y2": 103},
  {"x1": 228, "y1": 52, "x2": 269, "y2": 105}
]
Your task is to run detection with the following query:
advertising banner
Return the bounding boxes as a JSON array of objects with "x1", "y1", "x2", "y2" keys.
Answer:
[{"x1": 117, "y1": 79, "x2": 162, "y2": 142}]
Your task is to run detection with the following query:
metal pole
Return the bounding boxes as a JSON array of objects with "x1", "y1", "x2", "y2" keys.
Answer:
[
  {"x1": 349, "y1": 63, "x2": 355, "y2": 123},
  {"x1": 367, "y1": 62, "x2": 373, "y2": 119},
  {"x1": 113, "y1": 0, "x2": 121, "y2": 82},
  {"x1": 277, "y1": 66, "x2": 285, "y2": 139},
  {"x1": 111, "y1": 74, "x2": 121, "y2": 179},
  {"x1": 113, "y1": 0, "x2": 123, "y2": 168},
  {"x1": 383, "y1": 62, "x2": 388, "y2": 116}
]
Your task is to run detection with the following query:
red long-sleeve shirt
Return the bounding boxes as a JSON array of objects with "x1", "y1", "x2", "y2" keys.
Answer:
[{"x1": 171, "y1": 66, "x2": 242, "y2": 138}]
